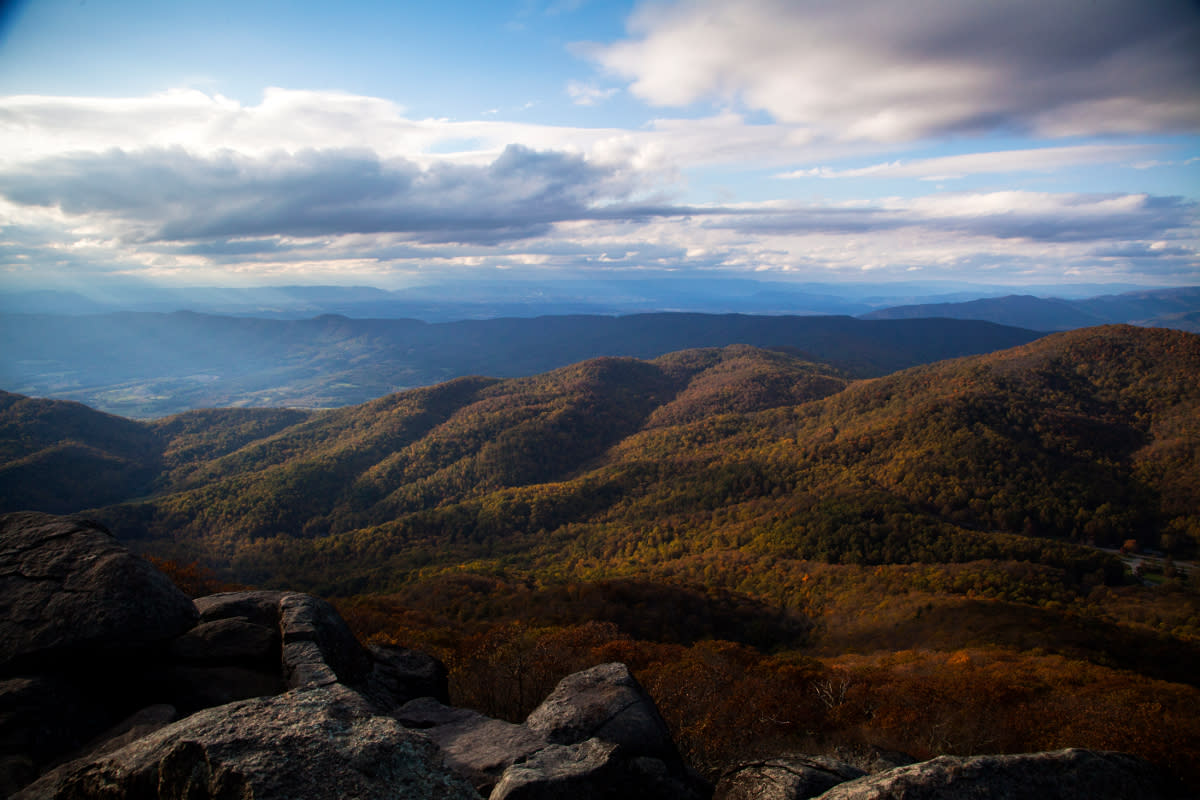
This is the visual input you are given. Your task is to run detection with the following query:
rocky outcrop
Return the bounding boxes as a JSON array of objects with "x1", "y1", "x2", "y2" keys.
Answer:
[
  {"x1": 0, "y1": 513, "x2": 198, "y2": 674},
  {"x1": 366, "y1": 644, "x2": 450, "y2": 711},
  {"x1": 3, "y1": 513, "x2": 1184, "y2": 800},
  {"x1": 15, "y1": 684, "x2": 478, "y2": 800},
  {"x1": 814, "y1": 748, "x2": 1183, "y2": 800},
  {"x1": 485, "y1": 664, "x2": 709, "y2": 800},
  {"x1": 524, "y1": 662, "x2": 678, "y2": 761},
  {"x1": 714, "y1": 755, "x2": 866, "y2": 800},
  {"x1": 397, "y1": 698, "x2": 549, "y2": 794},
  {"x1": 0, "y1": 512, "x2": 713, "y2": 800},
  {"x1": 0, "y1": 513, "x2": 199, "y2": 795}
]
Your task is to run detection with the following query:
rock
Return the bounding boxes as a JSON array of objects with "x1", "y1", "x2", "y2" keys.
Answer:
[
  {"x1": 15, "y1": 684, "x2": 479, "y2": 800},
  {"x1": 192, "y1": 590, "x2": 372, "y2": 689},
  {"x1": 69, "y1": 704, "x2": 178, "y2": 762},
  {"x1": 194, "y1": 590, "x2": 288, "y2": 627},
  {"x1": 160, "y1": 665, "x2": 285, "y2": 713},
  {"x1": 0, "y1": 512, "x2": 198, "y2": 675},
  {"x1": 714, "y1": 755, "x2": 865, "y2": 800},
  {"x1": 490, "y1": 739, "x2": 623, "y2": 800},
  {"x1": 524, "y1": 662, "x2": 678, "y2": 762},
  {"x1": 491, "y1": 738, "x2": 708, "y2": 800},
  {"x1": 279, "y1": 593, "x2": 372, "y2": 688},
  {"x1": 0, "y1": 676, "x2": 104, "y2": 769},
  {"x1": 397, "y1": 697, "x2": 547, "y2": 794},
  {"x1": 817, "y1": 748, "x2": 1185, "y2": 800},
  {"x1": 366, "y1": 643, "x2": 450, "y2": 709},
  {"x1": 170, "y1": 617, "x2": 279, "y2": 666}
]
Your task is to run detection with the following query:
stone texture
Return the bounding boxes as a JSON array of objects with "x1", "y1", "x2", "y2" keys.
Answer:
[
  {"x1": 524, "y1": 662, "x2": 677, "y2": 762},
  {"x1": 0, "y1": 512, "x2": 198, "y2": 674},
  {"x1": 490, "y1": 739, "x2": 624, "y2": 800},
  {"x1": 15, "y1": 685, "x2": 478, "y2": 800},
  {"x1": 365, "y1": 644, "x2": 450, "y2": 710},
  {"x1": 397, "y1": 697, "x2": 547, "y2": 794},
  {"x1": 69, "y1": 704, "x2": 178, "y2": 763},
  {"x1": 170, "y1": 617, "x2": 279, "y2": 666},
  {"x1": 160, "y1": 665, "x2": 285, "y2": 713},
  {"x1": 490, "y1": 738, "x2": 708, "y2": 800},
  {"x1": 194, "y1": 590, "x2": 287, "y2": 627},
  {"x1": 278, "y1": 593, "x2": 372, "y2": 688},
  {"x1": 192, "y1": 590, "x2": 372, "y2": 690},
  {"x1": 715, "y1": 755, "x2": 865, "y2": 800},
  {"x1": 817, "y1": 748, "x2": 1184, "y2": 800}
]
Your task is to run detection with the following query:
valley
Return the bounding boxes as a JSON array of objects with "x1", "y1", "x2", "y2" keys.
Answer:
[{"x1": 2, "y1": 324, "x2": 1198, "y2": 787}]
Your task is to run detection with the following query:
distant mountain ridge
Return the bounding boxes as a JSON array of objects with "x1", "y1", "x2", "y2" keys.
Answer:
[
  {"x1": 2, "y1": 325, "x2": 1197, "y2": 590},
  {"x1": 0, "y1": 311, "x2": 1040, "y2": 417},
  {"x1": 861, "y1": 286, "x2": 1200, "y2": 331}
]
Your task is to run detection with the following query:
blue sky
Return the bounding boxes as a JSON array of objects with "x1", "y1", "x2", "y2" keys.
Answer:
[{"x1": 0, "y1": 0, "x2": 1197, "y2": 291}]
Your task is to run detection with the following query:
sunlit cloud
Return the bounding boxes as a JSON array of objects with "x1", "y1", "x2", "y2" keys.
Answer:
[
  {"x1": 778, "y1": 144, "x2": 1160, "y2": 181},
  {"x1": 593, "y1": 0, "x2": 1200, "y2": 141}
]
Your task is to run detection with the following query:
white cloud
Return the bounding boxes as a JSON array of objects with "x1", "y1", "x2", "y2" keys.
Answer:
[
  {"x1": 0, "y1": 88, "x2": 1195, "y2": 287},
  {"x1": 593, "y1": 0, "x2": 1200, "y2": 141},
  {"x1": 566, "y1": 81, "x2": 619, "y2": 106},
  {"x1": 778, "y1": 144, "x2": 1159, "y2": 181}
]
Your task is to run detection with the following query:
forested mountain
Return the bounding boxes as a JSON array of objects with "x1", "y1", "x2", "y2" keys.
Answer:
[
  {"x1": 3, "y1": 326, "x2": 1199, "y2": 784},
  {"x1": 3, "y1": 325, "x2": 1197, "y2": 580},
  {"x1": 0, "y1": 311, "x2": 1039, "y2": 417},
  {"x1": 862, "y1": 286, "x2": 1200, "y2": 332}
]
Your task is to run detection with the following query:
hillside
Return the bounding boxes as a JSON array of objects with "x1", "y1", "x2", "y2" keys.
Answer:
[
  {"x1": 3, "y1": 325, "x2": 1200, "y2": 784},
  {"x1": 44, "y1": 326, "x2": 1184, "y2": 582},
  {"x1": 862, "y1": 286, "x2": 1200, "y2": 332},
  {"x1": 0, "y1": 311, "x2": 1039, "y2": 416}
]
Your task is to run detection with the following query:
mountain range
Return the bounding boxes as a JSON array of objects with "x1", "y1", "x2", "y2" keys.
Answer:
[
  {"x1": 3, "y1": 323, "x2": 1199, "y2": 786},
  {"x1": 0, "y1": 312, "x2": 1040, "y2": 417},
  {"x1": 861, "y1": 286, "x2": 1200, "y2": 332}
]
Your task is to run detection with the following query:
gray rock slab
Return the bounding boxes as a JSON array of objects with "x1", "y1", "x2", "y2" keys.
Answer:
[
  {"x1": 524, "y1": 662, "x2": 677, "y2": 762},
  {"x1": 0, "y1": 513, "x2": 198, "y2": 674},
  {"x1": 170, "y1": 617, "x2": 279, "y2": 665},
  {"x1": 817, "y1": 748, "x2": 1185, "y2": 800},
  {"x1": 15, "y1": 685, "x2": 479, "y2": 800},
  {"x1": 715, "y1": 755, "x2": 865, "y2": 800},
  {"x1": 398, "y1": 697, "x2": 547, "y2": 794}
]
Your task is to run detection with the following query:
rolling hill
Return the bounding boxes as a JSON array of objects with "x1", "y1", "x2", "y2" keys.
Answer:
[{"x1": 2, "y1": 325, "x2": 1196, "y2": 585}]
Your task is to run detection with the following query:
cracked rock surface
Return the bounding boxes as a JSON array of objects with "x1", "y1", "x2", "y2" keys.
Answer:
[
  {"x1": 14, "y1": 684, "x2": 478, "y2": 800},
  {"x1": 0, "y1": 512, "x2": 198, "y2": 675}
]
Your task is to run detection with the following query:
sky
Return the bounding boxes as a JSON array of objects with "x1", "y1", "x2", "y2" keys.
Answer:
[{"x1": 0, "y1": 0, "x2": 1198, "y2": 292}]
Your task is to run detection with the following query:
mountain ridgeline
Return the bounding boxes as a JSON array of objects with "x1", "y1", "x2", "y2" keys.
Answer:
[
  {"x1": 2, "y1": 325, "x2": 1197, "y2": 588},
  {"x1": 0, "y1": 311, "x2": 1040, "y2": 417}
]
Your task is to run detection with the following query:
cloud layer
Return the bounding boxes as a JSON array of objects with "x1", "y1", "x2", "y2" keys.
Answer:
[
  {"x1": 2, "y1": 0, "x2": 1199, "y2": 295},
  {"x1": 0, "y1": 144, "x2": 678, "y2": 245},
  {"x1": 595, "y1": 0, "x2": 1200, "y2": 141}
]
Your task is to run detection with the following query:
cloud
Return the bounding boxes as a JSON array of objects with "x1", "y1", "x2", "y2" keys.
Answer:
[
  {"x1": 778, "y1": 144, "x2": 1160, "y2": 181},
  {"x1": 567, "y1": 81, "x2": 619, "y2": 106},
  {"x1": 0, "y1": 144, "x2": 709, "y2": 245},
  {"x1": 593, "y1": 0, "x2": 1200, "y2": 141},
  {"x1": 724, "y1": 191, "x2": 1198, "y2": 245}
]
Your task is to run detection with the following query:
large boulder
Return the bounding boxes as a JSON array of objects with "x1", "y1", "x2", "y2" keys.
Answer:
[
  {"x1": 397, "y1": 697, "x2": 548, "y2": 794},
  {"x1": 489, "y1": 739, "x2": 624, "y2": 800},
  {"x1": 191, "y1": 590, "x2": 372, "y2": 690},
  {"x1": 524, "y1": 662, "x2": 678, "y2": 762},
  {"x1": 490, "y1": 738, "x2": 708, "y2": 800},
  {"x1": 714, "y1": 756, "x2": 865, "y2": 800},
  {"x1": 365, "y1": 644, "x2": 450, "y2": 710},
  {"x1": 15, "y1": 684, "x2": 479, "y2": 800},
  {"x1": 0, "y1": 513, "x2": 198, "y2": 674},
  {"x1": 817, "y1": 748, "x2": 1184, "y2": 800}
]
